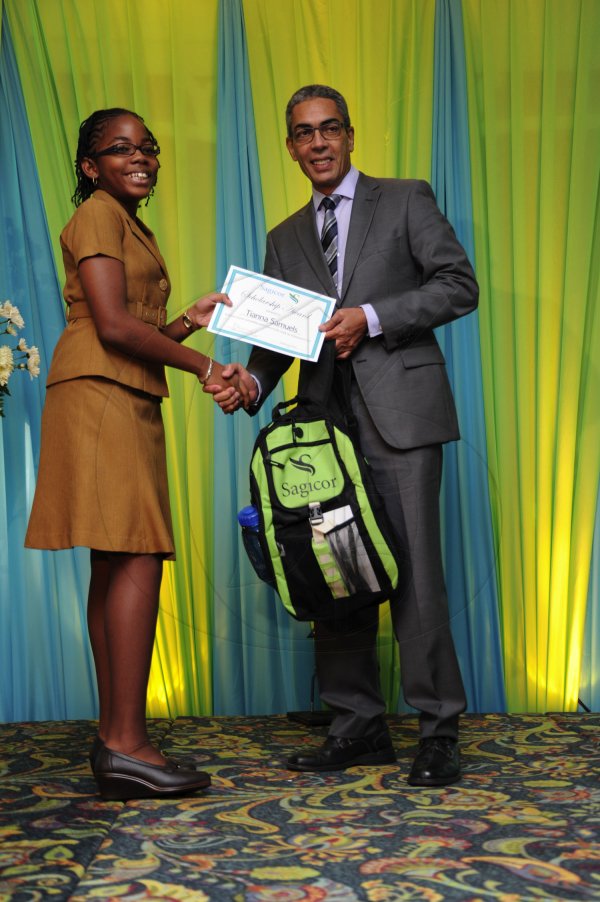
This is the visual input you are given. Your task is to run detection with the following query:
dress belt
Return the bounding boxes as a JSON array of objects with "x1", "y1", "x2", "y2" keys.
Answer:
[{"x1": 67, "y1": 300, "x2": 167, "y2": 329}]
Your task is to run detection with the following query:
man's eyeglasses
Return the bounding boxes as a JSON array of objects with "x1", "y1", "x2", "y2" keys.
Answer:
[
  {"x1": 93, "y1": 142, "x2": 161, "y2": 158},
  {"x1": 291, "y1": 120, "x2": 346, "y2": 145}
]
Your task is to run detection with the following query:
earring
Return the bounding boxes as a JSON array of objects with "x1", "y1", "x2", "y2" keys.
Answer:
[{"x1": 92, "y1": 177, "x2": 98, "y2": 187}]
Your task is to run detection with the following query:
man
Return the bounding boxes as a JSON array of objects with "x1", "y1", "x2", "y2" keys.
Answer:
[{"x1": 213, "y1": 84, "x2": 478, "y2": 785}]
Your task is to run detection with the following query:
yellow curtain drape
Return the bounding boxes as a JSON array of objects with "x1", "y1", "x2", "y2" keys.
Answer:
[
  {"x1": 463, "y1": 0, "x2": 600, "y2": 710},
  {"x1": 243, "y1": 0, "x2": 436, "y2": 709},
  {"x1": 6, "y1": 0, "x2": 222, "y2": 715},
  {"x1": 243, "y1": 0, "x2": 435, "y2": 227}
]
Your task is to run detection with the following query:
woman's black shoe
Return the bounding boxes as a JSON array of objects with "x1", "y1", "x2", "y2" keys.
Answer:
[
  {"x1": 94, "y1": 745, "x2": 211, "y2": 801},
  {"x1": 88, "y1": 734, "x2": 197, "y2": 774},
  {"x1": 88, "y1": 734, "x2": 104, "y2": 771}
]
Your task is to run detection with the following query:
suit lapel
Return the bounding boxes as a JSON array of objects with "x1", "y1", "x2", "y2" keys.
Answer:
[
  {"x1": 341, "y1": 174, "x2": 380, "y2": 301},
  {"x1": 293, "y1": 201, "x2": 338, "y2": 297},
  {"x1": 288, "y1": 174, "x2": 381, "y2": 301}
]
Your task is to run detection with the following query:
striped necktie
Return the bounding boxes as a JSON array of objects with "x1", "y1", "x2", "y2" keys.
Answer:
[{"x1": 320, "y1": 194, "x2": 341, "y2": 284}]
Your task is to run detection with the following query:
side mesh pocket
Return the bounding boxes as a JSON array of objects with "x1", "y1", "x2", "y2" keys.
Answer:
[{"x1": 310, "y1": 505, "x2": 382, "y2": 596}]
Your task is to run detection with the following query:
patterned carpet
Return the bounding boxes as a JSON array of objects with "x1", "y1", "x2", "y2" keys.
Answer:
[{"x1": 1, "y1": 713, "x2": 599, "y2": 900}]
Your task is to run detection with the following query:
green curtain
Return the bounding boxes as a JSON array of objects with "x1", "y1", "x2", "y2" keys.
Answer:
[
  {"x1": 243, "y1": 0, "x2": 437, "y2": 710},
  {"x1": 463, "y1": 0, "x2": 600, "y2": 711},
  {"x1": 3, "y1": 0, "x2": 599, "y2": 719}
]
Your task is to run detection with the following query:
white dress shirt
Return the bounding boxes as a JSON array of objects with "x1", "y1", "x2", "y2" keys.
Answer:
[
  {"x1": 312, "y1": 165, "x2": 382, "y2": 337},
  {"x1": 251, "y1": 167, "x2": 382, "y2": 403}
]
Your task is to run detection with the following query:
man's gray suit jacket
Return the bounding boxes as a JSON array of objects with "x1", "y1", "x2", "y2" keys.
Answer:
[{"x1": 248, "y1": 173, "x2": 479, "y2": 450}]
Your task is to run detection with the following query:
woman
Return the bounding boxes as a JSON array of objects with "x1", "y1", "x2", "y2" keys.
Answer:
[{"x1": 25, "y1": 108, "x2": 247, "y2": 801}]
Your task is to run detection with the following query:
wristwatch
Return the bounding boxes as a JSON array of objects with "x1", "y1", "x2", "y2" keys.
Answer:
[{"x1": 182, "y1": 311, "x2": 194, "y2": 331}]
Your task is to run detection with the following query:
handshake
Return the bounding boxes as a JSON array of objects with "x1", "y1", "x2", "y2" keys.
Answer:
[
  {"x1": 184, "y1": 292, "x2": 258, "y2": 414},
  {"x1": 200, "y1": 361, "x2": 258, "y2": 415},
  {"x1": 187, "y1": 286, "x2": 369, "y2": 415}
]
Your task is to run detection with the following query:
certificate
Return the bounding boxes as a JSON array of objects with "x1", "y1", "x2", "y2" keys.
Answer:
[{"x1": 207, "y1": 265, "x2": 336, "y2": 362}]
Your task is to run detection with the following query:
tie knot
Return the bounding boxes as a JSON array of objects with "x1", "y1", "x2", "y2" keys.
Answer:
[{"x1": 321, "y1": 194, "x2": 341, "y2": 211}]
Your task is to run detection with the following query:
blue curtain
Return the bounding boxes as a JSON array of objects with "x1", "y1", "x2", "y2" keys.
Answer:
[
  {"x1": 211, "y1": 0, "x2": 315, "y2": 715},
  {"x1": 580, "y1": 488, "x2": 599, "y2": 712},
  {"x1": 431, "y1": 0, "x2": 506, "y2": 710},
  {"x1": 0, "y1": 10, "x2": 95, "y2": 722}
]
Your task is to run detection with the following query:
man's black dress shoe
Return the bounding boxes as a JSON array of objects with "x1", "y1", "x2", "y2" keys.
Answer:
[
  {"x1": 287, "y1": 731, "x2": 397, "y2": 772},
  {"x1": 94, "y1": 746, "x2": 211, "y2": 801},
  {"x1": 407, "y1": 737, "x2": 461, "y2": 786}
]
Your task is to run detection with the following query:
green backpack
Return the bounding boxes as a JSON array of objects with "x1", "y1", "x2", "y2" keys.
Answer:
[{"x1": 247, "y1": 397, "x2": 403, "y2": 622}]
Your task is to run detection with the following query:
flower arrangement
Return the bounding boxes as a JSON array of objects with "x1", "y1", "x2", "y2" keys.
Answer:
[{"x1": 0, "y1": 301, "x2": 40, "y2": 418}]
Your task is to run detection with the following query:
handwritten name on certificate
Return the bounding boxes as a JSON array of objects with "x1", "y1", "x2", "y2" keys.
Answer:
[{"x1": 207, "y1": 266, "x2": 336, "y2": 362}]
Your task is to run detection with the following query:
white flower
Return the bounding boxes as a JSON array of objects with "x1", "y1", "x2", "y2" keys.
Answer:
[
  {"x1": 26, "y1": 346, "x2": 40, "y2": 378},
  {"x1": 0, "y1": 303, "x2": 24, "y2": 330},
  {"x1": 0, "y1": 345, "x2": 15, "y2": 386},
  {"x1": 0, "y1": 302, "x2": 40, "y2": 415}
]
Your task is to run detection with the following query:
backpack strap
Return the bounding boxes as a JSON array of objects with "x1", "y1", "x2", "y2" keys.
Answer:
[
  {"x1": 269, "y1": 348, "x2": 359, "y2": 440},
  {"x1": 270, "y1": 395, "x2": 321, "y2": 421},
  {"x1": 271, "y1": 395, "x2": 300, "y2": 421},
  {"x1": 270, "y1": 391, "x2": 360, "y2": 442}
]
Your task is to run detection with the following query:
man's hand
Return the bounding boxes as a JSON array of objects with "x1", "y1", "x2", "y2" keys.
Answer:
[
  {"x1": 203, "y1": 362, "x2": 258, "y2": 414},
  {"x1": 319, "y1": 307, "x2": 367, "y2": 359}
]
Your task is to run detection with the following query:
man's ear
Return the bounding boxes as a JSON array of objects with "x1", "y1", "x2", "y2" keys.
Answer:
[
  {"x1": 286, "y1": 137, "x2": 298, "y2": 162},
  {"x1": 80, "y1": 157, "x2": 99, "y2": 180},
  {"x1": 347, "y1": 127, "x2": 355, "y2": 153}
]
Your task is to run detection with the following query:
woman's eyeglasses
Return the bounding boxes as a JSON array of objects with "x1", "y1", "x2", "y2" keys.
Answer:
[{"x1": 93, "y1": 142, "x2": 160, "y2": 158}]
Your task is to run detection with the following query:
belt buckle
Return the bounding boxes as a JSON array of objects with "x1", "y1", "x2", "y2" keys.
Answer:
[{"x1": 140, "y1": 305, "x2": 166, "y2": 328}]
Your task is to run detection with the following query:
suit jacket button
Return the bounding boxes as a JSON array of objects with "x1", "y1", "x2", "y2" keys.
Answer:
[{"x1": 159, "y1": 278, "x2": 168, "y2": 291}]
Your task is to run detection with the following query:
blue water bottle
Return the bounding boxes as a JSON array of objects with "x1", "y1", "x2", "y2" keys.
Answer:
[{"x1": 237, "y1": 505, "x2": 274, "y2": 585}]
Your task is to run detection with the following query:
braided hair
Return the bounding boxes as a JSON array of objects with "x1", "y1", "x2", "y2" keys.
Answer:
[{"x1": 72, "y1": 108, "x2": 158, "y2": 207}]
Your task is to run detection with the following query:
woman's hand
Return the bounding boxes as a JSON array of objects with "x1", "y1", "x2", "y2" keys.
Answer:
[{"x1": 185, "y1": 292, "x2": 232, "y2": 330}]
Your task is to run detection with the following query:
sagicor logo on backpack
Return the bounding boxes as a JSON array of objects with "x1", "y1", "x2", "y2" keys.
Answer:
[
  {"x1": 281, "y1": 452, "x2": 338, "y2": 500},
  {"x1": 289, "y1": 454, "x2": 316, "y2": 475}
]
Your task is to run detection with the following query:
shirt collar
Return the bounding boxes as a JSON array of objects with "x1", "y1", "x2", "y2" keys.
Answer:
[{"x1": 312, "y1": 165, "x2": 359, "y2": 211}]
